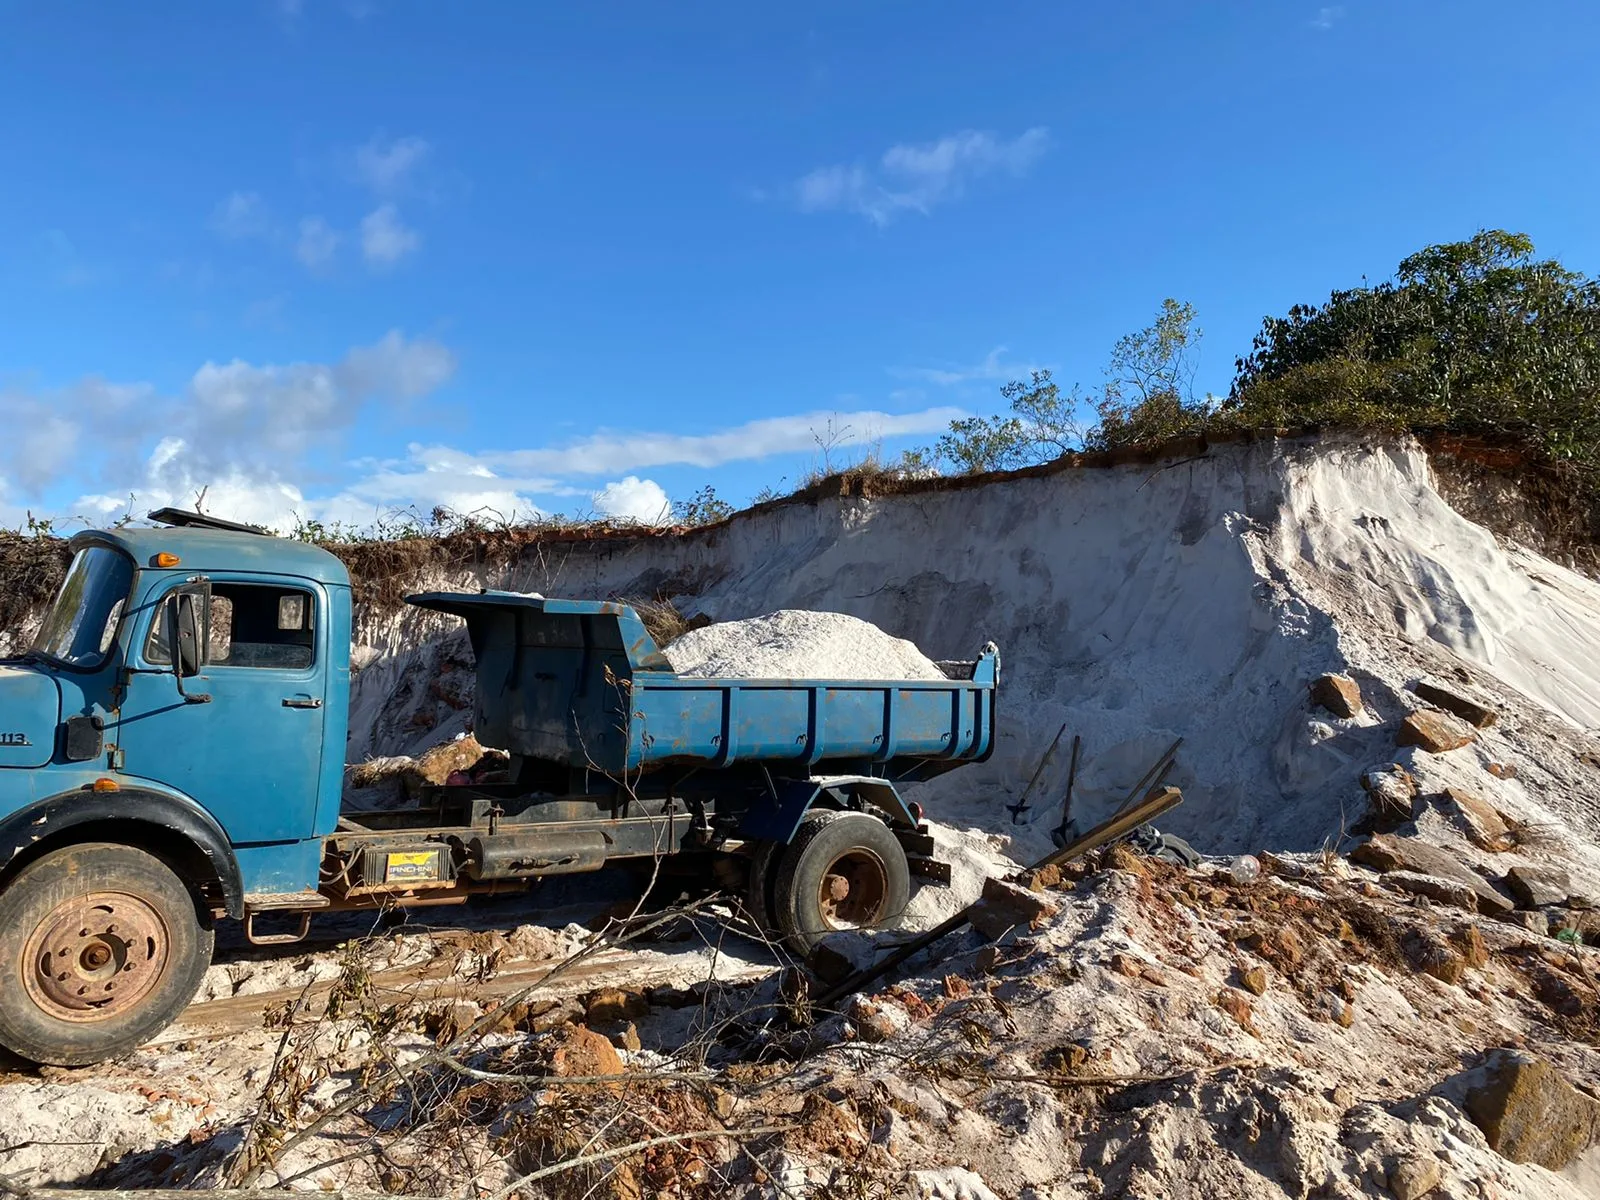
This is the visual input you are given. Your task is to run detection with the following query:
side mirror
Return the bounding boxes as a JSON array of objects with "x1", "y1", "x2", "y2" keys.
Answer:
[{"x1": 163, "y1": 583, "x2": 212, "y2": 703}]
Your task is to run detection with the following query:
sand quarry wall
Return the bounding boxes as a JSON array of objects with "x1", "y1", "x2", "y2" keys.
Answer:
[{"x1": 346, "y1": 434, "x2": 1600, "y2": 872}]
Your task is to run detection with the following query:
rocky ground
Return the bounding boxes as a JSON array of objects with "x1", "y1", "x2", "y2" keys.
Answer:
[
  {"x1": 3, "y1": 435, "x2": 1600, "y2": 1196},
  {"x1": 5, "y1": 831, "x2": 1599, "y2": 1198}
]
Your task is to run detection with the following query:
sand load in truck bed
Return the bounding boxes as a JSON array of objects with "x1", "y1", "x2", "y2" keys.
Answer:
[{"x1": 662, "y1": 609, "x2": 949, "y2": 681}]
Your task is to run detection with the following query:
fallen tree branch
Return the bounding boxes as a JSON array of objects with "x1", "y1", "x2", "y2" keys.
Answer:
[
  {"x1": 435, "y1": 1058, "x2": 714, "y2": 1088},
  {"x1": 485, "y1": 1122, "x2": 796, "y2": 1200},
  {"x1": 236, "y1": 894, "x2": 724, "y2": 1187},
  {"x1": 1, "y1": 1187, "x2": 447, "y2": 1200},
  {"x1": 943, "y1": 1057, "x2": 1260, "y2": 1090}
]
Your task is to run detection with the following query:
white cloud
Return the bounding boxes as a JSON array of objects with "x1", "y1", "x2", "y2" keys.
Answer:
[
  {"x1": 1311, "y1": 5, "x2": 1345, "y2": 29},
  {"x1": 795, "y1": 128, "x2": 1050, "y2": 226},
  {"x1": 0, "y1": 379, "x2": 151, "y2": 493},
  {"x1": 296, "y1": 216, "x2": 340, "y2": 269},
  {"x1": 211, "y1": 191, "x2": 272, "y2": 239},
  {"x1": 360, "y1": 204, "x2": 420, "y2": 267},
  {"x1": 592, "y1": 477, "x2": 673, "y2": 526},
  {"x1": 4, "y1": 332, "x2": 457, "y2": 532},
  {"x1": 338, "y1": 329, "x2": 456, "y2": 398},
  {"x1": 485, "y1": 406, "x2": 965, "y2": 478},
  {"x1": 895, "y1": 346, "x2": 1038, "y2": 387},
  {"x1": 354, "y1": 134, "x2": 431, "y2": 194},
  {"x1": 8, "y1": 352, "x2": 957, "y2": 536}
]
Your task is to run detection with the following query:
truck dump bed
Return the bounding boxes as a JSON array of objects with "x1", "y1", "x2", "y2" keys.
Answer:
[{"x1": 407, "y1": 593, "x2": 998, "y2": 780}]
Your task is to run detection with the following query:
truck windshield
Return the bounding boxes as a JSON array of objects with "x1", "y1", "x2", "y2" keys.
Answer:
[{"x1": 31, "y1": 547, "x2": 135, "y2": 669}]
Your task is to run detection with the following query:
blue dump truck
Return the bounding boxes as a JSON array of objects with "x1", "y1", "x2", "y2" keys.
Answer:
[{"x1": 0, "y1": 510, "x2": 999, "y2": 1065}]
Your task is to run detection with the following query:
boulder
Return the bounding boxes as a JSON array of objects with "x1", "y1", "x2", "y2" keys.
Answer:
[
  {"x1": 970, "y1": 876, "x2": 1059, "y2": 940},
  {"x1": 1387, "y1": 1157, "x2": 1442, "y2": 1200},
  {"x1": 549, "y1": 1022, "x2": 624, "y2": 1079},
  {"x1": 1311, "y1": 674, "x2": 1364, "y2": 718},
  {"x1": 1349, "y1": 837, "x2": 1406, "y2": 873},
  {"x1": 1403, "y1": 928, "x2": 1468, "y2": 984},
  {"x1": 1383, "y1": 870, "x2": 1480, "y2": 913},
  {"x1": 1441, "y1": 787, "x2": 1515, "y2": 852},
  {"x1": 1413, "y1": 679, "x2": 1499, "y2": 729},
  {"x1": 1450, "y1": 1050, "x2": 1600, "y2": 1169},
  {"x1": 1496, "y1": 909, "x2": 1551, "y2": 936},
  {"x1": 1361, "y1": 764, "x2": 1418, "y2": 822},
  {"x1": 806, "y1": 930, "x2": 881, "y2": 987},
  {"x1": 1504, "y1": 864, "x2": 1577, "y2": 909},
  {"x1": 1101, "y1": 842, "x2": 1149, "y2": 877},
  {"x1": 1350, "y1": 835, "x2": 1514, "y2": 916},
  {"x1": 1215, "y1": 989, "x2": 1258, "y2": 1036},
  {"x1": 584, "y1": 988, "x2": 650, "y2": 1023},
  {"x1": 1398, "y1": 709, "x2": 1477, "y2": 753},
  {"x1": 847, "y1": 995, "x2": 909, "y2": 1043}
]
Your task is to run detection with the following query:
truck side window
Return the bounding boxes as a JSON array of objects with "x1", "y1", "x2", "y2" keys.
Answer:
[{"x1": 146, "y1": 584, "x2": 316, "y2": 670}]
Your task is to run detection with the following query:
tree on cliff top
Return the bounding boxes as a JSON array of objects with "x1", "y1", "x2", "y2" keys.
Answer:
[
  {"x1": 1225, "y1": 230, "x2": 1600, "y2": 473},
  {"x1": 934, "y1": 298, "x2": 1209, "y2": 471}
]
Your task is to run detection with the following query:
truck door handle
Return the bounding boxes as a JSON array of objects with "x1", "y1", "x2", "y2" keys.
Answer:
[{"x1": 282, "y1": 696, "x2": 323, "y2": 709}]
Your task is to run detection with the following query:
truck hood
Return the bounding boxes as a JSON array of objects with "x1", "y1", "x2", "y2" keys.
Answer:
[{"x1": 0, "y1": 664, "x2": 60, "y2": 768}]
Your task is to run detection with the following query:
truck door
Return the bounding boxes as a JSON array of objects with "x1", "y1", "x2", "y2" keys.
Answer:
[{"x1": 115, "y1": 577, "x2": 329, "y2": 846}]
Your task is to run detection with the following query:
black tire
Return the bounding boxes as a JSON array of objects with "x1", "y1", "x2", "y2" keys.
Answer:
[
  {"x1": 743, "y1": 838, "x2": 784, "y2": 934},
  {"x1": 773, "y1": 811, "x2": 911, "y2": 955},
  {"x1": 0, "y1": 843, "x2": 214, "y2": 1066}
]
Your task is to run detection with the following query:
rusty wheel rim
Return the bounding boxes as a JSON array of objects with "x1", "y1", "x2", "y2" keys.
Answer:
[
  {"x1": 23, "y1": 892, "x2": 170, "y2": 1023},
  {"x1": 817, "y1": 849, "x2": 890, "y2": 930}
]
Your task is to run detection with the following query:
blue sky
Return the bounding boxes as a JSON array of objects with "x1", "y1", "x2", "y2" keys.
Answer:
[{"x1": 2, "y1": 2, "x2": 1598, "y2": 530}]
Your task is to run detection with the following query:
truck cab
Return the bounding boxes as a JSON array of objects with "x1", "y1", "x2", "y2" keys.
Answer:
[{"x1": 0, "y1": 510, "x2": 350, "y2": 1065}]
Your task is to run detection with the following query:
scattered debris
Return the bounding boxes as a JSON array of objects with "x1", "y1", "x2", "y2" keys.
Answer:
[{"x1": 9, "y1": 435, "x2": 1600, "y2": 1198}]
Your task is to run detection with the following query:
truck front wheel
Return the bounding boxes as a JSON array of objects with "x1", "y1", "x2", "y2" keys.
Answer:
[
  {"x1": 0, "y1": 843, "x2": 214, "y2": 1066},
  {"x1": 773, "y1": 812, "x2": 911, "y2": 955}
]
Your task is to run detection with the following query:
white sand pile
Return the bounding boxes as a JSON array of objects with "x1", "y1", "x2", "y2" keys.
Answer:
[{"x1": 662, "y1": 609, "x2": 948, "y2": 680}]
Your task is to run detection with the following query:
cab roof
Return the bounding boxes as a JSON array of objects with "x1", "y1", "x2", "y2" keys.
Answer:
[{"x1": 73, "y1": 525, "x2": 351, "y2": 587}]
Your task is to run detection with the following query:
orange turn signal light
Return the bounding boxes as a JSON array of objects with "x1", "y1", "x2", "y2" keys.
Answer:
[
  {"x1": 92, "y1": 778, "x2": 120, "y2": 793},
  {"x1": 153, "y1": 552, "x2": 181, "y2": 568}
]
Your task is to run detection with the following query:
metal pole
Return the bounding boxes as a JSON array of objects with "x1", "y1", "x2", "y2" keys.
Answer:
[
  {"x1": 1008, "y1": 722, "x2": 1068, "y2": 825},
  {"x1": 1050, "y1": 734, "x2": 1083, "y2": 847}
]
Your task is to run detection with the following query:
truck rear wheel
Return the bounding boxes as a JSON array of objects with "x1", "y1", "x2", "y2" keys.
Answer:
[
  {"x1": 773, "y1": 812, "x2": 910, "y2": 955},
  {"x1": 0, "y1": 843, "x2": 213, "y2": 1066}
]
